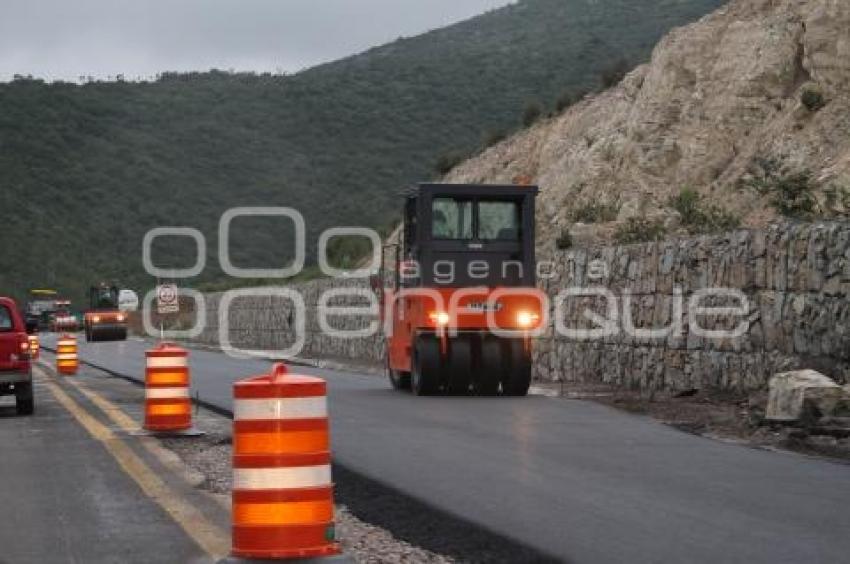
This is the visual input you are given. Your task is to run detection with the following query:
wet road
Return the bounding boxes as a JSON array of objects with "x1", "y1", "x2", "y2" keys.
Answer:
[
  {"x1": 42, "y1": 334, "x2": 850, "y2": 564},
  {"x1": 0, "y1": 369, "x2": 208, "y2": 563}
]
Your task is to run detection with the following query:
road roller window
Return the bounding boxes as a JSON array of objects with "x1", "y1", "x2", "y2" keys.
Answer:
[
  {"x1": 432, "y1": 198, "x2": 473, "y2": 240},
  {"x1": 479, "y1": 201, "x2": 521, "y2": 241},
  {"x1": 96, "y1": 289, "x2": 117, "y2": 309}
]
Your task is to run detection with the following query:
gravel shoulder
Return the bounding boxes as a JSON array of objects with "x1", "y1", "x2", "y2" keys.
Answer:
[
  {"x1": 157, "y1": 406, "x2": 457, "y2": 563},
  {"x1": 161, "y1": 407, "x2": 557, "y2": 564}
]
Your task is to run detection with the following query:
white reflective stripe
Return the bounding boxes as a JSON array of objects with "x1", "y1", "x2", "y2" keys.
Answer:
[
  {"x1": 58, "y1": 341, "x2": 75, "y2": 347},
  {"x1": 234, "y1": 397, "x2": 327, "y2": 421},
  {"x1": 233, "y1": 465, "x2": 331, "y2": 490},
  {"x1": 56, "y1": 354, "x2": 78, "y2": 360},
  {"x1": 145, "y1": 387, "x2": 189, "y2": 399},
  {"x1": 146, "y1": 356, "x2": 188, "y2": 368}
]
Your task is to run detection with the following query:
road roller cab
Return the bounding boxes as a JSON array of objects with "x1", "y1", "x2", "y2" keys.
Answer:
[
  {"x1": 84, "y1": 284, "x2": 128, "y2": 342},
  {"x1": 381, "y1": 183, "x2": 542, "y2": 396}
]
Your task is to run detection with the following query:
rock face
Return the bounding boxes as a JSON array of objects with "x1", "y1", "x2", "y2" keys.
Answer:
[
  {"x1": 446, "y1": 0, "x2": 850, "y2": 253},
  {"x1": 766, "y1": 369, "x2": 847, "y2": 421}
]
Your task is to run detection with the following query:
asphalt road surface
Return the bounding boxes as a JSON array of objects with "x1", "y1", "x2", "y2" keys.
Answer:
[
  {"x1": 0, "y1": 370, "x2": 209, "y2": 563},
  {"x1": 42, "y1": 334, "x2": 850, "y2": 564}
]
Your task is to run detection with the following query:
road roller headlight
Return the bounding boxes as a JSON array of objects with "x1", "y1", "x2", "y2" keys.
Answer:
[
  {"x1": 428, "y1": 311, "x2": 451, "y2": 326},
  {"x1": 92, "y1": 315, "x2": 101, "y2": 323},
  {"x1": 116, "y1": 314, "x2": 125, "y2": 322},
  {"x1": 516, "y1": 310, "x2": 540, "y2": 328}
]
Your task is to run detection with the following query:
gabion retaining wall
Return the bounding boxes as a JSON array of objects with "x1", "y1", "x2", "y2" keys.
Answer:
[{"x1": 190, "y1": 221, "x2": 850, "y2": 392}]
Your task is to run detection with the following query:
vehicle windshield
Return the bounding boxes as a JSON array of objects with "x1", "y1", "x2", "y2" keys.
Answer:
[
  {"x1": 431, "y1": 198, "x2": 520, "y2": 241},
  {"x1": 432, "y1": 198, "x2": 473, "y2": 240},
  {"x1": 97, "y1": 290, "x2": 117, "y2": 308},
  {"x1": 479, "y1": 200, "x2": 520, "y2": 240}
]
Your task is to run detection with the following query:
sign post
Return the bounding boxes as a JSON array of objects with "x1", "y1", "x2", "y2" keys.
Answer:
[{"x1": 156, "y1": 283, "x2": 179, "y2": 341}]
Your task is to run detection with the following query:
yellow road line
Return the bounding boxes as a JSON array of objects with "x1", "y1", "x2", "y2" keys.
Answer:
[
  {"x1": 38, "y1": 358, "x2": 232, "y2": 512},
  {"x1": 38, "y1": 359, "x2": 141, "y2": 432},
  {"x1": 67, "y1": 377, "x2": 142, "y2": 433},
  {"x1": 37, "y1": 367, "x2": 230, "y2": 559}
]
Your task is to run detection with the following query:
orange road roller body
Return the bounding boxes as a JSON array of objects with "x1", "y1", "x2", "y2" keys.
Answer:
[
  {"x1": 84, "y1": 284, "x2": 128, "y2": 342},
  {"x1": 379, "y1": 183, "x2": 541, "y2": 396}
]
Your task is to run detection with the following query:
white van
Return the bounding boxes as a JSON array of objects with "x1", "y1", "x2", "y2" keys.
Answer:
[{"x1": 118, "y1": 289, "x2": 139, "y2": 312}]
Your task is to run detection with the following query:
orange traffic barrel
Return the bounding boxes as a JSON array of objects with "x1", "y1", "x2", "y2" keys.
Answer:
[
  {"x1": 28, "y1": 335, "x2": 40, "y2": 361},
  {"x1": 56, "y1": 335, "x2": 78, "y2": 375},
  {"x1": 231, "y1": 363, "x2": 342, "y2": 561},
  {"x1": 144, "y1": 343, "x2": 191, "y2": 432}
]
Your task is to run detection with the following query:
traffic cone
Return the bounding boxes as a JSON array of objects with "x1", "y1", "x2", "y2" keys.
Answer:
[
  {"x1": 226, "y1": 363, "x2": 349, "y2": 563},
  {"x1": 144, "y1": 342, "x2": 195, "y2": 433},
  {"x1": 28, "y1": 334, "x2": 40, "y2": 361},
  {"x1": 56, "y1": 335, "x2": 78, "y2": 375}
]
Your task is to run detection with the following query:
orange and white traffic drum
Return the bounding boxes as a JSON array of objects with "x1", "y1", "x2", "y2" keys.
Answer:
[
  {"x1": 144, "y1": 343, "x2": 191, "y2": 432},
  {"x1": 56, "y1": 335, "x2": 78, "y2": 375},
  {"x1": 231, "y1": 363, "x2": 341, "y2": 560}
]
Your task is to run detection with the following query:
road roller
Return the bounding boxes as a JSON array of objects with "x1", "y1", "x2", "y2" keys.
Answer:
[
  {"x1": 378, "y1": 183, "x2": 542, "y2": 396},
  {"x1": 84, "y1": 284, "x2": 128, "y2": 342}
]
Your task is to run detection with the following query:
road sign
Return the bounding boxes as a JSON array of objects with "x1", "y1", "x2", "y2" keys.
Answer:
[{"x1": 156, "y1": 284, "x2": 179, "y2": 315}]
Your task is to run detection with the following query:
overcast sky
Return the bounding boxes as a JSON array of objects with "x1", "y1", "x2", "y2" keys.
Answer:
[{"x1": 0, "y1": 0, "x2": 514, "y2": 82}]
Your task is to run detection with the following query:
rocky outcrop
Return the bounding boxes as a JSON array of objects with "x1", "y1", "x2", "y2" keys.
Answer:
[
  {"x1": 766, "y1": 369, "x2": 848, "y2": 421},
  {"x1": 446, "y1": 0, "x2": 850, "y2": 253}
]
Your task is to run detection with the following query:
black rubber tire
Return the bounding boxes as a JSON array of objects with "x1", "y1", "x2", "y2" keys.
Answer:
[
  {"x1": 477, "y1": 338, "x2": 503, "y2": 396},
  {"x1": 412, "y1": 334, "x2": 440, "y2": 396},
  {"x1": 387, "y1": 355, "x2": 411, "y2": 391},
  {"x1": 85, "y1": 326, "x2": 93, "y2": 342},
  {"x1": 16, "y1": 382, "x2": 34, "y2": 416},
  {"x1": 447, "y1": 338, "x2": 473, "y2": 395},
  {"x1": 503, "y1": 339, "x2": 532, "y2": 397}
]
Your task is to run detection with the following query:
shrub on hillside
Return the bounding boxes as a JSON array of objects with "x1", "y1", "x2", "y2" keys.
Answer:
[
  {"x1": 483, "y1": 129, "x2": 508, "y2": 148},
  {"x1": 556, "y1": 229, "x2": 573, "y2": 250},
  {"x1": 770, "y1": 170, "x2": 818, "y2": 217},
  {"x1": 555, "y1": 91, "x2": 574, "y2": 113},
  {"x1": 600, "y1": 57, "x2": 632, "y2": 89},
  {"x1": 740, "y1": 158, "x2": 819, "y2": 218},
  {"x1": 325, "y1": 235, "x2": 375, "y2": 271},
  {"x1": 571, "y1": 200, "x2": 620, "y2": 223},
  {"x1": 522, "y1": 101, "x2": 544, "y2": 127},
  {"x1": 614, "y1": 217, "x2": 667, "y2": 244},
  {"x1": 801, "y1": 85, "x2": 826, "y2": 112},
  {"x1": 669, "y1": 188, "x2": 740, "y2": 234},
  {"x1": 434, "y1": 150, "x2": 468, "y2": 175}
]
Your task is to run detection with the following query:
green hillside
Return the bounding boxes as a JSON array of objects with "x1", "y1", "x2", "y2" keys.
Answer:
[{"x1": 0, "y1": 0, "x2": 725, "y2": 304}]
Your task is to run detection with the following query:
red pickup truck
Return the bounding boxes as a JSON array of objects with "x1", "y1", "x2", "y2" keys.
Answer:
[{"x1": 0, "y1": 296, "x2": 34, "y2": 415}]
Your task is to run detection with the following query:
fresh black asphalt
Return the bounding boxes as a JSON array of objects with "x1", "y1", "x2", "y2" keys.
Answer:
[{"x1": 42, "y1": 334, "x2": 850, "y2": 564}]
